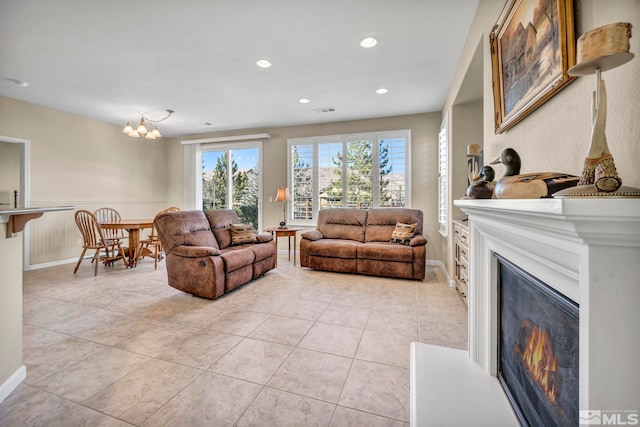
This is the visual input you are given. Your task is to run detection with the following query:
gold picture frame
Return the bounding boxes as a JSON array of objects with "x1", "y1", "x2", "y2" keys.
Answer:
[{"x1": 490, "y1": 0, "x2": 575, "y2": 134}]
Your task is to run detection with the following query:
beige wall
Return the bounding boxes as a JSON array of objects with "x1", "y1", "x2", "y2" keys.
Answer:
[
  {"x1": 443, "y1": 0, "x2": 640, "y2": 274},
  {"x1": 0, "y1": 234, "x2": 23, "y2": 395},
  {"x1": 0, "y1": 96, "x2": 169, "y2": 265},
  {"x1": 166, "y1": 112, "x2": 445, "y2": 261}
]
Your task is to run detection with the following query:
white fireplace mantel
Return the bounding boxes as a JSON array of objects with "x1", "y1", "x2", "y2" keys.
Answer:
[{"x1": 455, "y1": 198, "x2": 640, "y2": 412}]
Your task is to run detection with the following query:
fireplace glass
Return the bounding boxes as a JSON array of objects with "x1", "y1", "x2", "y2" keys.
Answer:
[{"x1": 497, "y1": 255, "x2": 579, "y2": 427}]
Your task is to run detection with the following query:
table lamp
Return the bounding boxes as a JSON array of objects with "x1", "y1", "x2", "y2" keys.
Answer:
[
  {"x1": 555, "y1": 22, "x2": 640, "y2": 198},
  {"x1": 274, "y1": 187, "x2": 292, "y2": 228}
]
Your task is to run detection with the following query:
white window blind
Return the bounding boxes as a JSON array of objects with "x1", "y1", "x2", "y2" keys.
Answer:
[{"x1": 438, "y1": 116, "x2": 448, "y2": 236}]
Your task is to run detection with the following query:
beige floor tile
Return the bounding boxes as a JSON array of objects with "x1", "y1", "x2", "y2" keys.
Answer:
[
  {"x1": 355, "y1": 330, "x2": 415, "y2": 368},
  {"x1": 141, "y1": 372, "x2": 262, "y2": 427},
  {"x1": 83, "y1": 359, "x2": 201, "y2": 425},
  {"x1": 338, "y1": 359, "x2": 410, "y2": 421},
  {"x1": 236, "y1": 387, "x2": 335, "y2": 427},
  {"x1": 157, "y1": 330, "x2": 243, "y2": 370},
  {"x1": 53, "y1": 404, "x2": 132, "y2": 426},
  {"x1": 4, "y1": 263, "x2": 468, "y2": 426},
  {"x1": 318, "y1": 304, "x2": 371, "y2": 328},
  {"x1": 331, "y1": 406, "x2": 408, "y2": 427},
  {"x1": 209, "y1": 310, "x2": 271, "y2": 336},
  {"x1": 23, "y1": 300, "x2": 125, "y2": 335},
  {"x1": 298, "y1": 322, "x2": 363, "y2": 357},
  {"x1": 276, "y1": 298, "x2": 329, "y2": 321},
  {"x1": 209, "y1": 338, "x2": 293, "y2": 384},
  {"x1": 248, "y1": 315, "x2": 313, "y2": 346},
  {"x1": 238, "y1": 294, "x2": 291, "y2": 314},
  {"x1": 75, "y1": 315, "x2": 164, "y2": 346},
  {"x1": 164, "y1": 303, "x2": 231, "y2": 329},
  {"x1": 24, "y1": 336, "x2": 107, "y2": 384},
  {"x1": 35, "y1": 347, "x2": 151, "y2": 402},
  {"x1": 268, "y1": 348, "x2": 352, "y2": 403},
  {"x1": 365, "y1": 309, "x2": 419, "y2": 338},
  {"x1": 115, "y1": 322, "x2": 201, "y2": 357},
  {"x1": 22, "y1": 294, "x2": 60, "y2": 315},
  {"x1": 419, "y1": 313, "x2": 468, "y2": 350},
  {"x1": 22, "y1": 324, "x2": 68, "y2": 353},
  {"x1": 0, "y1": 384, "x2": 77, "y2": 426}
]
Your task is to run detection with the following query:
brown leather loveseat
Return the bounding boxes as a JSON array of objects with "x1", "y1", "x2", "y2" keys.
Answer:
[
  {"x1": 154, "y1": 209, "x2": 276, "y2": 299},
  {"x1": 300, "y1": 208, "x2": 427, "y2": 280}
]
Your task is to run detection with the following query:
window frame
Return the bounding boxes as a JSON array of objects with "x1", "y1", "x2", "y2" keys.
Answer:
[
  {"x1": 287, "y1": 129, "x2": 411, "y2": 226},
  {"x1": 192, "y1": 140, "x2": 263, "y2": 230}
]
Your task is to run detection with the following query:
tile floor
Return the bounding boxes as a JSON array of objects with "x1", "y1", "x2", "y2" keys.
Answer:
[{"x1": 0, "y1": 253, "x2": 467, "y2": 426}]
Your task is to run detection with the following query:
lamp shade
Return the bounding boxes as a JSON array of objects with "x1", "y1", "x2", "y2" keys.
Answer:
[{"x1": 274, "y1": 187, "x2": 292, "y2": 202}]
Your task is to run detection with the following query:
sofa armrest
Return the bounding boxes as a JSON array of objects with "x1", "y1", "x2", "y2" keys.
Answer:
[
  {"x1": 301, "y1": 229, "x2": 323, "y2": 241},
  {"x1": 410, "y1": 235, "x2": 427, "y2": 247},
  {"x1": 255, "y1": 234, "x2": 274, "y2": 243},
  {"x1": 171, "y1": 245, "x2": 221, "y2": 258}
]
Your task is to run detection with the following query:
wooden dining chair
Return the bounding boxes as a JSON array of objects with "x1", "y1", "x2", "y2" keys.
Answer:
[
  {"x1": 136, "y1": 207, "x2": 180, "y2": 269},
  {"x1": 74, "y1": 210, "x2": 126, "y2": 276},
  {"x1": 94, "y1": 207, "x2": 126, "y2": 258}
]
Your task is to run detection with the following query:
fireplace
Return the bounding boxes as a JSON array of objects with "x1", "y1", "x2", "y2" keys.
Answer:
[
  {"x1": 497, "y1": 255, "x2": 579, "y2": 427},
  {"x1": 454, "y1": 198, "x2": 640, "y2": 419}
]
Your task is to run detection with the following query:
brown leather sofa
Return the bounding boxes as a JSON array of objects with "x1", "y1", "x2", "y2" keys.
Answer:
[
  {"x1": 154, "y1": 209, "x2": 276, "y2": 299},
  {"x1": 300, "y1": 208, "x2": 427, "y2": 280}
]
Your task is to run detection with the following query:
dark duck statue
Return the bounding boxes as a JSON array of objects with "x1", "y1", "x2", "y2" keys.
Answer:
[
  {"x1": 490, "y1": 148, "x2": 580, "y2": 199},
  {"x1": 466, "y1": 166, "x2": 495, "y2": 199}
]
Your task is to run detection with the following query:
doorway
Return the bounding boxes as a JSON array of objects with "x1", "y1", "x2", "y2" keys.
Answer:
[{"x1": 0, "y1": 135, "x2": 30, "y2": 269}]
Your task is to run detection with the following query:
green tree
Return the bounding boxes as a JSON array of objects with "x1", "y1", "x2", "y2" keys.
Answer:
[
  {"x1": 378, "y1": 141, "x2": 393, "y2": 205},
  {"x1": 327, "y1": 140, "x2": 392, "y2": 209},
  {"x1": 202, "y1": 154, "x2": 243, "y2": 210},
  {"x1": 236, "y1": 166, "x2": 258, "y2": 227}
]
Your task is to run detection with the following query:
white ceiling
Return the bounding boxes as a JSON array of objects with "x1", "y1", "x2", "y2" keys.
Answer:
[{"x1": 0, "y1": 1, "x2": 479, "y2": 138}]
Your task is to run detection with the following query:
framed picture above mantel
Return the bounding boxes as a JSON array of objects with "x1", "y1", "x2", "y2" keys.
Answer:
[{"x1": 490, "y1": 0, "x2": 576, "y2": 133}]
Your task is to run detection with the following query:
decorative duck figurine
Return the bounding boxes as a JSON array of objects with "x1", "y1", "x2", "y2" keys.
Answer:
[
  {"x1": 490, "y1": 148, "x2": 580, "y2": 199},
  {"x1": 466, "y1": 166, "x2": 495, "y2": 199}
]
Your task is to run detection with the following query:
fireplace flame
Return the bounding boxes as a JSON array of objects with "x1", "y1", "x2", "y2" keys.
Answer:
[{"x1": 514, "y1": 319, "x2": 560, "y2": 404}]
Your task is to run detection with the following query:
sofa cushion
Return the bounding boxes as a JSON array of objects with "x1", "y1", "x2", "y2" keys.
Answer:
[
  {"x1": 220, "y1": 248, "x2": 256, "y2": 272},
  {"x1": 305, "y1": 239, "x2": 360, "y2": 259},
  {"x1": 316, "y1": 208, "x2": 367, "y2": 242},
  {"x1": 155, "y1": 210, "x2": 219, "y2": 251},
  {"x1": 230, "y1": 223, "x2": 257, "y2": 245},
  {"x1": 390, "y1": 222, "x2": 417, "y2": 245},
  {"x1": 248, "y1": 241, "x2": 275, "y2": 262},
  {"x1": 205, "y1": 209, "x2": 240, "y2": 249},
  {"x1": 358, "y1": 242, "x2": 414, "y2": 263},
  {"x1": 364, "y1": 208, "x2": 423, "y2": 242}
]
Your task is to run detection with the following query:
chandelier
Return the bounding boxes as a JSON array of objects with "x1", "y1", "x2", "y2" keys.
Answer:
[{"x1": 122, "y1": 109, "x2": 174, "y2": 139}]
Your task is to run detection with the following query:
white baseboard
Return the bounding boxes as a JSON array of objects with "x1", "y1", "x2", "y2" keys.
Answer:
[
  {"x1": 0, "y1": 365, "x2": 26, "y2": 404},
  {"x1": 26, "y1": 257, "x2": 76, "y2": 271},
  {"x1": 426, "y1": 259, "x2": 456, "y2": 287}
]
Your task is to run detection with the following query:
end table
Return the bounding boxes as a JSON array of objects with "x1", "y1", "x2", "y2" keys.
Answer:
[{"x1": 263, "y1": 227, "x2": 303, "y2": 266}]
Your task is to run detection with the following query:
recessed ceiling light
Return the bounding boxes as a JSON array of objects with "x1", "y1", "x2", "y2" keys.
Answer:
[
  {"x1": 359, "y1": 36, "x2": 378, "y2": 48},
  {"x1": 256, "y1": 59, "x2": 272, "y2": 68},
  {"x1": 376, "y1": 88, "x2": 388, "y2": 94},
  {"x1": 299, "y1": 98, "x2": 311, "y2": 104}
]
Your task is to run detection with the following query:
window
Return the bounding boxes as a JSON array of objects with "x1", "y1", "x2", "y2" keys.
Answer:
[
  {"x1": 201, "y1": 142, "x2": 261, "y2": 228},
  {"x1": 438, "y1": 116, "x2": 448, "y2": 236},
  {"x1": 289, "y1": 130, "x2": 410, "y2": 225}
]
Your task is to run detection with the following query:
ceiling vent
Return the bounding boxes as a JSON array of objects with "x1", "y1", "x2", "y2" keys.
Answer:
[{"x1": 312, "y1": 107, "x2": 336, "y2": 114}]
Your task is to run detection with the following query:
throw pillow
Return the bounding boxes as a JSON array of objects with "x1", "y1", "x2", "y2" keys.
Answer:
[
  {"x1": 230, "y1": 223, "x2": 257, "y2": 245},
  {"x1": 390, "y1": 222, "x2": 417, "y2": 246}
]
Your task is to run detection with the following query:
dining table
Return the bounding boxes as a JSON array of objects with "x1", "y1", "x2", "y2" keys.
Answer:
[{"x1": 100, "y1": 218, "x2": 154, "y2": 268}]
